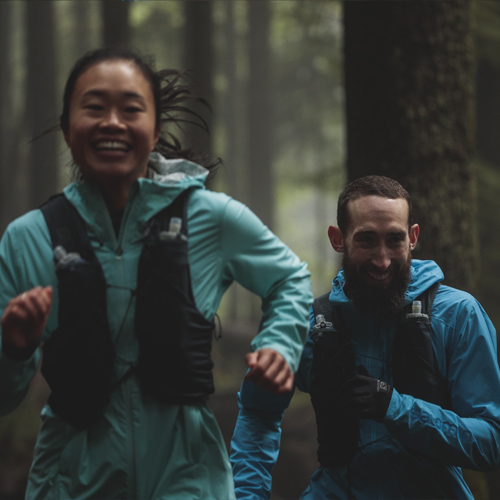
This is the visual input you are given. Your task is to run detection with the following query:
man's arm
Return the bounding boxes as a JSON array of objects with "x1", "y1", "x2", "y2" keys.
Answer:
[
  {"x1": 383, "y1": 291, "x2": 500, "y2": 470},
  {"x1": 230, "y1": 380, "x2": 293, "y2": 500}
]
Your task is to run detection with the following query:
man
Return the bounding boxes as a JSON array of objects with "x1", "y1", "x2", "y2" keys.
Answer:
[{"x1": 230, "y1": 175, "x2": 500, "y2": 499}]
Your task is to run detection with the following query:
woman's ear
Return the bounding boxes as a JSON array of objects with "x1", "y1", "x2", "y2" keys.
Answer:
[{"x1": 328, "y1": 226, "x2": 344, "y2": 253}]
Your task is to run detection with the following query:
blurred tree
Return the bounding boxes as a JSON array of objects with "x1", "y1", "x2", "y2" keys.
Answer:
[
  {"x1": 475, "y1": 2, "x2": 500, "y2": 168},
  {"x1": 26, "y1": 0, "x2": 59, "y2": 209},
  {"x1": 102, "y1": 0, "x2": 130, "y2": 48},
  {"x1": 474, "y1": 2, "x2": 500, "y2": 496},
  {"x1": 344, "y1": 0, "x2": 478, "y2": 295},
  {"x1": 183, "y1": 1, "x2": 214, "y2": 164},
  {"x1": 0, "y1": 1, "x2": 14, "y2": 232},
  {"x1": 73, "y1": 1, "x2": 96, "y2": 57},
  {"x1": 247, "y1": 1, "x2": 274, "y2": 230}
]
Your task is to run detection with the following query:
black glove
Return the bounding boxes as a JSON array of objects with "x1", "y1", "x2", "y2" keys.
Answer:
[{"x1": 335, "y1": 365, "x2": 393, "y2": 422}]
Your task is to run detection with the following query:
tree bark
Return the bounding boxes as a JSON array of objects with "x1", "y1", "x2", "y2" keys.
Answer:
[
  {"x1": 0, "y1": 1, "x2": 13, "y2": 232},
  {"x1": 101, "y1": 0, "x2": 130, "y2": 48},
  {"x1": 247, "y1": 1, "x2": 274, "y2": 230},
  {"x1": 344, "y1": 0, "x2": 477, "y2": 293},
  {"x1": 26, "y1": 0, "x2": 59, "y2": 209},
  {"x1": 183, "y1": 1, "x2": 214, "y2": 164}
]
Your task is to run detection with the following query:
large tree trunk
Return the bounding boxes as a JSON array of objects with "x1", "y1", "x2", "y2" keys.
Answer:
[
  {"x1": 183, "y1": 2, "x2": 214, "y2": 165},
  {"x1": 26, "y1": 0, "x2": 59, "y2": 209},
  {"x1": 247, "y1": 1, "x2": 274, "y2": 230},
  {"x1": 344, "y1": 0, "x2": 477, "y2": 293},
  {"x1": 101, "y1": 0, "x2": 130, "y2": 48}
]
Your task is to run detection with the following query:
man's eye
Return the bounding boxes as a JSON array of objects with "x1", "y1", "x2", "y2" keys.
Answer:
[
  {"x1": 359, "y1": 236, "x2": 373, "y2": 244},
  {"x1": 125, "y1": 107, "x2": 141, "y2": 113},
  {"x1": 85, "y1": 104, "x2": 103, "y2": 111},
  {"x1": 389, "y1": 236, "x2": 405, "y2": 244}
]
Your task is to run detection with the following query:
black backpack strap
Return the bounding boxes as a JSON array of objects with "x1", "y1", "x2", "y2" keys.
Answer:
[
  {"x1": 312, "y1": 292, "x2": 333, "y2": 322},
  {"x1": 418, "y1": 281, "x2": 440, "y2": 318},
  {"x1": 40, "y1": 194, "x2": 95, "y2": 262}
]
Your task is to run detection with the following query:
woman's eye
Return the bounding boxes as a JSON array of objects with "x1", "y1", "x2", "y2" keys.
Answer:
[
  {"x1": 85, "y1": 104, "x2": 103, "y2": 111},
  {"x1": 125, "y1": 107, "x2": 141, "y2": 113}
]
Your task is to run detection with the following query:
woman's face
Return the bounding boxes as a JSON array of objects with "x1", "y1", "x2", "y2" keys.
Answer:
[{"x1": 63, "y1": 59, "x2": 160, "y2": 188}]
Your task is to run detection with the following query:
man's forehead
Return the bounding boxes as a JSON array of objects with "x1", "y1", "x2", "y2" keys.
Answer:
[{"x1": 346, "y1": 196, "x2": 410, "y2": 231}]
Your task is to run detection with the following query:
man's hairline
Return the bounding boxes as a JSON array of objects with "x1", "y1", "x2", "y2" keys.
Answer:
[{"x1": 341, "y1": 194, "x2": 412, "y2": 235}]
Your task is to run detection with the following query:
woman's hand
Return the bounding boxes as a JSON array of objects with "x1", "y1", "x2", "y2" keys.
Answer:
[
  {"x1": 244, "y1": 348, "x2": 294, "y2": 395},
  {"x1": 1, "y1": 286, "x2": 53, "y2": 353}
]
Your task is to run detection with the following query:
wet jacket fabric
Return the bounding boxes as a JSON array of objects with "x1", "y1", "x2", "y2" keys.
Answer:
[
  {"x1": 0, "y1": 153, "x2": 312, "y2": 500},
  {"x1": 231, "y1": 260, "x2": 500, "y2": 500}
]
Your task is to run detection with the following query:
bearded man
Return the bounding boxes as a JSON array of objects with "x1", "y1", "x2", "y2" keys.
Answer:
[{"x1": 230, "y1": 176, "x2": 500, "y2": 500}]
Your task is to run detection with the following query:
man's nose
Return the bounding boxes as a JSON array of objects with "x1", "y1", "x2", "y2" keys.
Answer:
[{"x1": 371, "y1": 246, "x2": 391, "y2": 270}]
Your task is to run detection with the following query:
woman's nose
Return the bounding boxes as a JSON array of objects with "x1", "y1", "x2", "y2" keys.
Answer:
[{"x1": 100, "y1": 109, "x2": 125, "y2": 130}]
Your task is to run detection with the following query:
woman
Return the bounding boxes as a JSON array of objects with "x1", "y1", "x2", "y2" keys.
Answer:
[{"x1": 0, "y1": 48, "x2": 311, "y2": 499}]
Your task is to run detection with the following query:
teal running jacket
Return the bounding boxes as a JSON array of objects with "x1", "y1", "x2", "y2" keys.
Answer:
[{"x1": 0, "y1": 153, "x2": 312, "y2": 500}]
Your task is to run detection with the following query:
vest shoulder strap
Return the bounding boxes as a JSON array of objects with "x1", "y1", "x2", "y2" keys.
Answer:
[
  {"x1": 312, "y1": 292, "x2": 333, "y2": 322},
  {"x1": 40, "y1": 194, "x2": 95, "y2": 262},
  {"x1": 401, "y1": 281, "x2": 441, "y2": 322}
]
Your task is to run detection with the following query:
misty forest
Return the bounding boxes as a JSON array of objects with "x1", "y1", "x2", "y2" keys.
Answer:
[{"x1": 1, "y1": 1, "x2": 500, "y2": 499}]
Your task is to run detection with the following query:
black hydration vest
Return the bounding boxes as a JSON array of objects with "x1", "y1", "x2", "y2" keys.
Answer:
[
  {"x1": 310, "y1": 282, "x2": 450, "y2": 467},
  {"x1": 40, "y1": 191, "x2": 215, "y2": 429}
]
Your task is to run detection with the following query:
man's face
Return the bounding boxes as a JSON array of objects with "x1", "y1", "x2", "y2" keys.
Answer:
[{"x1": 328, "y1": 196, "x2": 419, "y2": 316}]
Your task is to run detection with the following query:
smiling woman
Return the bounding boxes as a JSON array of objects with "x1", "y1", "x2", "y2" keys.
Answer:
[
  {"x1": 0, "y1": 47, "x2": 312, "y2": 500},
  {"x1": 63, "y1": 60, "x2": 160, "y2": 211}
]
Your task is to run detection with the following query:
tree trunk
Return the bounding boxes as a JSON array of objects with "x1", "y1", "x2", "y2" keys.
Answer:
[
  {"x1": 182, "y1": 2, "x2": 214, "y2": 165},
  {"x1": 73, "y1": 1, "x2": 95, "y2": 57},
  {"x1": 344, "y1": 0, "x2": 477, "y2": 293},
  {"x1": 247, "y1": 1, "x2": 274, "y2": 230},
  {"x1": 26, "y1": 0, "x2": 59, "y2": 209},
  {"x1": 101, "y1": 0, "x2": 130, "y2": 48}
]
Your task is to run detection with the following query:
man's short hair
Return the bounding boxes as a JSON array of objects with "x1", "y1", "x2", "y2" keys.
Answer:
[{"x1": 337, "y1": 175, "x2": 413, "y2": 234}]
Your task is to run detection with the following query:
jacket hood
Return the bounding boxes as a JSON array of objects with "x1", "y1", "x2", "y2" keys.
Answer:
[
  {"x1": 63, "y1": 153, "x2": 208, "y2": 244},
  {"x1": 330, "y1": 259, "x2": 444, "y2": 307},
  {"x1": 148, "y1": 152, "x2": 209, "y2": 185}
]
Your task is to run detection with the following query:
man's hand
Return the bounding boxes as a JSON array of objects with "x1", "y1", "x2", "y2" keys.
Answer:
[
  {"x1": 1, "y1": 286, "x2": 53, "y2": 359},
  {"x1": 335, "y1": 365, "x2": 393, "y2": 422},
  {"x1": 244, "y1": 348, "x2": 294, "y2": 395}
]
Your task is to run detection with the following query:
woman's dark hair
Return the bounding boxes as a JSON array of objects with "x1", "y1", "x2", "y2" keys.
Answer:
[
  {"x1": 337, "y1": 175, "x2": 413, "y2": 234},
  {"x1": 60, "y1": 47, "x2": 220, "y2": 178}
]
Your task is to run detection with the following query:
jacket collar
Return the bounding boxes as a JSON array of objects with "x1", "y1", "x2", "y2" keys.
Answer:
[
  {"x1": 62, "y1": 154, "x2": 208, "y2": 245},
  {"x1": 329, "y1": 259, "x2": 444, "y2": 307}
]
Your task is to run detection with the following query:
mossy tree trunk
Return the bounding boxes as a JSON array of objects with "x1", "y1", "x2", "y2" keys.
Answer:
[{"x1": 343, "y1": 0, "x2": 477, "y2": 294}]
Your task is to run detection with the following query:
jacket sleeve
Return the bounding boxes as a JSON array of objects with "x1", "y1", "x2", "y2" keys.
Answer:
[
  {"x1": 230, "y1": 380, "x2": 293, "y2": 500},
  {"x1": 384, "y1": 291, "x2": 500, "y2": 470},
  {"x1": 221, "y1": 199, "x2": 312, "y2": 372},
  {"x1": 0, "y1": 221, "x2": 42, "y2": 416},
  {"x1": 230, "y1": 320, "x2": 315, "y2": 500}
]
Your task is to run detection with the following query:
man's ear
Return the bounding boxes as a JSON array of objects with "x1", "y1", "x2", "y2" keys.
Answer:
[
  {"x1": 409, "y1": 224, "x2": 419, "y2": 251},
  {"x1": 328, "y1": 226, "x2": 344, "y2": 253}
]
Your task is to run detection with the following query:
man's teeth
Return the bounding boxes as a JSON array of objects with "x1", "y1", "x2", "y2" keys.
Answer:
[
  {"x1": 95, "y1": 141, "x2": 129, "y2": 151},
  {"x1": 367, "y1": 271, "x2": 390, "y2": 281}
]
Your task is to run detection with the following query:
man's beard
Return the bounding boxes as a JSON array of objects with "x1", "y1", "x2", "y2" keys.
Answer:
[{"x1": 342, "y1": 251, "x2": 411, "y2": 318}]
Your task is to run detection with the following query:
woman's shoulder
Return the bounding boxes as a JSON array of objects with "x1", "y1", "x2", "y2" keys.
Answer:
[
  {"x1": 3, "y1": 208, "x2": 48, "y2": 239},
  {"x1": 188, "y1": 188, "x2": 247, "y2": 219}
]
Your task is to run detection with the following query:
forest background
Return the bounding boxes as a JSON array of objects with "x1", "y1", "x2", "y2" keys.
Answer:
[{"x1": 0, "y1": 1, "x2": 500, "y2": 499}]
